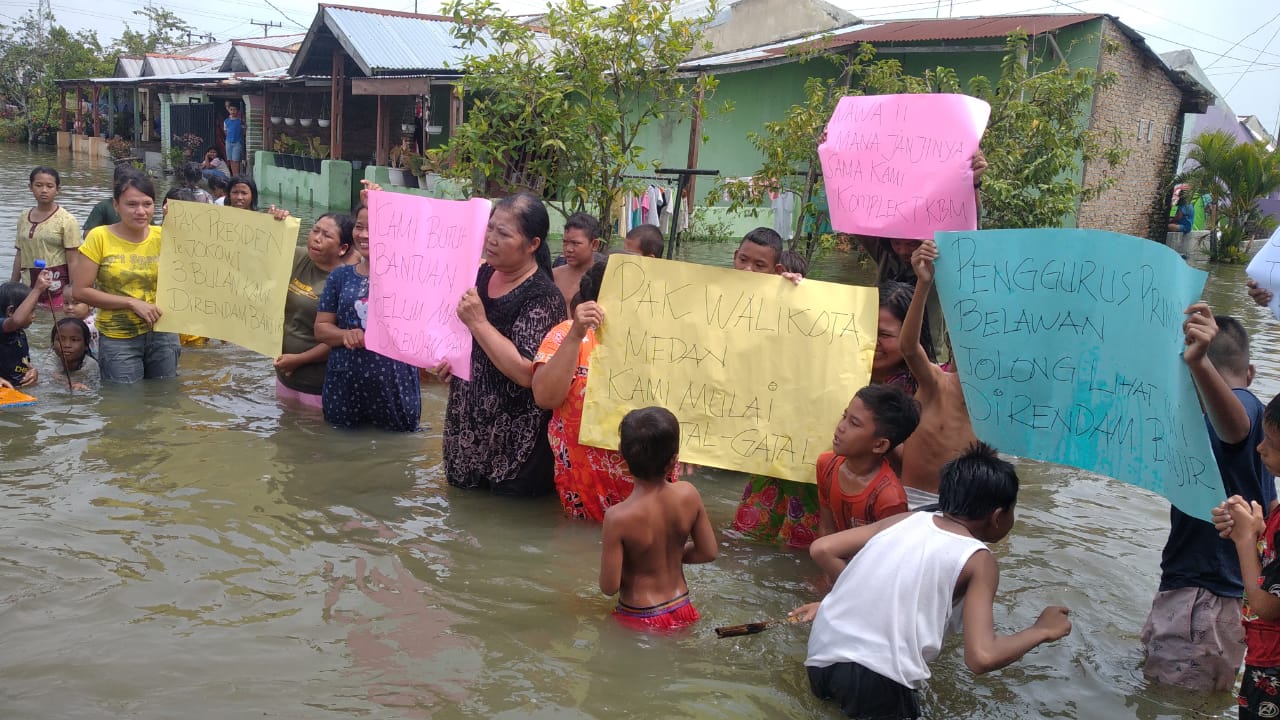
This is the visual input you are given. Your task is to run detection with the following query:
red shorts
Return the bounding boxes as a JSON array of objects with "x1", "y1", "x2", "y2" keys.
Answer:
[{"x1": 613, "y1": 593, "x2": 699, "y2": 632}]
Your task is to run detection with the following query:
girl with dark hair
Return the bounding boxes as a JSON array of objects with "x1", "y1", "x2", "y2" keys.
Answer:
[
  {"x1": 435, "y1": 192, "x2": 568, "y2": 495},
  {"x1": 532, "y1": 260, "x2": 639, "y2": 520},
  {"x1": 314, "y1": 205, "x2": 420, "y2": 430},
  {"x1": 276, "y1": 212, "x2": 356, "y2": 409},
  {"x1": 38, "y1": 317, "x2": 99, "y2": 391},
  {"x1": 71, "y1": 173, "x2": 180, "y2": 383},
  {"x1": 11, "y1": 166, "x2": 82, "y2": 309},
  {"x1": 874, "y1": 281, "x2": 936, "y2": 395},
  {"x1": 225, "y1": 175, "x2": 260, "y2": 211}
]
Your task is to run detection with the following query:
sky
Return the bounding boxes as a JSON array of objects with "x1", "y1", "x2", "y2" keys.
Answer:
[{"x1": 20, "y1": 0, "x2": 1280, "y2": 136}]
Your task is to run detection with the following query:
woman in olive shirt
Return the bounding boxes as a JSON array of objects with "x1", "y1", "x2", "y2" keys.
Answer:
[{"x1": 273, "y1": 213, "x2": 355, "y2": 407}]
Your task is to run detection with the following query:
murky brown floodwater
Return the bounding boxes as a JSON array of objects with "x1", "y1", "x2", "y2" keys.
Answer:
[{"x1": 0, "y1": 144, "x2": 1276, "y2": 719}]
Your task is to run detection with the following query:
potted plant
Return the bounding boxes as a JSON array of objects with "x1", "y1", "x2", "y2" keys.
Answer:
[
  {"x1": 283, "y1": 97, "x2": 296, "y2": 126},
  {"x1": 272, "y1": 133, "x2": 291, "y2": 168},
  {"x1": 107, "y1": 136, "x2": 132, "y2": 161},
  {"x1": 317, "y1": 103, "x2": 330, "y2": 128},
  {"x1": 305, "y1": 137, "x2": 329, "y2": 173}
]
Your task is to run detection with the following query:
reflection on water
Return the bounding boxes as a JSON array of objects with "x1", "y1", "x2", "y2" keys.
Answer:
[{"x1": 1, "y1": 146, "x2": 1276, "y2": 718}]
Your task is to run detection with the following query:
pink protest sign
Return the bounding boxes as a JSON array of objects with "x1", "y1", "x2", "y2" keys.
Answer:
[
  {"x1": 818, "y1": 94, "x2": 990, "y2": 240},
  {"x1": 364, "y1": 191, "x2": 491, "y2": 381}
]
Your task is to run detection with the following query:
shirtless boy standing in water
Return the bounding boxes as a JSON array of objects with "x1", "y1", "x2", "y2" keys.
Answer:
[
  {"x1": 898, "y1": 239, "x2": 978, "y2": 508},
  {"x1": 600, "y1": 407, "x2": 718, "y2": 630}
]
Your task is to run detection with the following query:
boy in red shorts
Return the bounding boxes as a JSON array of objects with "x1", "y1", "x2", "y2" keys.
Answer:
[{"x1": 600, "y1": 406, "x2": 717, "y2": 630}]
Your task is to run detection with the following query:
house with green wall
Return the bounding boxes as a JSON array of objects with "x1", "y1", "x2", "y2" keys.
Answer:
[{"x1": 637, "y1": 13, "x2": 1210, "y2": 240}]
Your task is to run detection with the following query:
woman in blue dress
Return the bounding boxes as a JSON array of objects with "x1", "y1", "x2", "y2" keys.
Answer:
[{"x1": 314, "y1": 203, "x2": 421, "y2": 431}]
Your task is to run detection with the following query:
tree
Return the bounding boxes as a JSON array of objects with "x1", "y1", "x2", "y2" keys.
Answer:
[
  {"x1": 720, "y1": 32, "x2": 1127, "y2": 262},
  {"x1": 112, "y1": 6, "x2": 195, "y2": 56},
  {"x1": 1175, "y1": 130, "x2": 1280, "y2": 262},
  {"x1": 0, "y1": 8, "x2": 54, "y2": 143},
  {"x1": 969, "y1": 32, "x2": 1126, "y2": 231},
  {"x1": 440, "y1": 0, "x2": 717, "y2": 239}
]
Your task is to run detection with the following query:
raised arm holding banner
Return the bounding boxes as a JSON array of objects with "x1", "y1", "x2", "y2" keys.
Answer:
[{"x1": 819, "y1": 93, "x2": 990, "y2": 240}]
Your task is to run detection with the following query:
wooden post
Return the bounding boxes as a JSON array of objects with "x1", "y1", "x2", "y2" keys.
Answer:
[
  {"x1": 92, "y1": 85, "x2": 100, "y2": 137},
  {"x1": 133, "y1": 88, "x2": 141, "y2": 144},
  {"x1": 263, "y1": 84, "x2": 273, "y2": 155},
  {"x1": 375, "y1": 94, "x2": 388, "y2": 166},
  {"x1": 330, "y1": 50, "x2": 345, "y2": 160},
  {"x1": 59, "y1": 87, "x2": 67, "y2": 131},
  {"x1": 74, "y1": 85, "x2": 83, "y2": 132},
  {"x1": 684, "y1": 74, "x2": 706, "y2": 206}
]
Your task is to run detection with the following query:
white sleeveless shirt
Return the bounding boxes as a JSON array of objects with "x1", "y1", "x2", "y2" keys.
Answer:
[{"x1": 805, "y1": 511, "x2": 990, "y2": 689}]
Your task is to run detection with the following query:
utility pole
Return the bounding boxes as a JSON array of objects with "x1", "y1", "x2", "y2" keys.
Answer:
[{"x1": 250, "y1": 20, "x2": 282, "y2": 37}]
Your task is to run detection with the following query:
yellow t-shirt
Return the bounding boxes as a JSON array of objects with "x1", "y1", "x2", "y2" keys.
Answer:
[
  {"x1": 15, "y1": 206, "x2": 81, "y2": 268},
  {"x1": 79, "y1": 224, "x2": 162, "y2": 339}
]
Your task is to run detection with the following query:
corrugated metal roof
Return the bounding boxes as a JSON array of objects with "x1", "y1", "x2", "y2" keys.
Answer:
[
  {"x1": 115, "y1": 56, "x2": 143, "y2": 78},
  {"x1": 224, "y1": 41, "x2": 298, "y2": 74},
  {"x1": 142, "y1": 53, "x2": 217, "y2": 76},
  {"x1": 291, "y1": 4, "x2": 500, "y2": 76},
  {"x1": 684, "y1": 14, "x2": 1103, "y2": 69}
]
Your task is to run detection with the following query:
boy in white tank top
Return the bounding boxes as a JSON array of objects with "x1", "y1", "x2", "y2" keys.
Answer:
[{"x1": 793, "y1": 442, "x2": 1072, "y2": 719}]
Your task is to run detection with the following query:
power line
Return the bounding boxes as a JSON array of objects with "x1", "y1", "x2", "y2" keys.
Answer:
[
  {"x1": 1226, "y1": 19, "x2": 1280, "y2": 97},
  {"x1": 1203, "y1": 10, "x2": 1280, "y2": 69}
]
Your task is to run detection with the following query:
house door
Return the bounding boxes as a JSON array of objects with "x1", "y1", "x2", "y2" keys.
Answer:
[{"x1": 169, "y1": 102, "x2": 219, "y2": 158}]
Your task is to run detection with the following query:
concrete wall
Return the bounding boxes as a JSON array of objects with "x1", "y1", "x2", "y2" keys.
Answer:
[
  {"x1": 254, "y1": 151, "x2": 353, "y2": 210},
  {"x1": 1077, "y1": 18, "x2": 1186, "y2": 240},
  {"x1": 691, "y1": 0, "x2": 855, "y2": 59}
]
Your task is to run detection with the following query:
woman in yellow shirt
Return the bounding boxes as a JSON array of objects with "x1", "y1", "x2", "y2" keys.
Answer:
[{"x1": 70, "y1": 173, "x2": 180, "y2": 383}]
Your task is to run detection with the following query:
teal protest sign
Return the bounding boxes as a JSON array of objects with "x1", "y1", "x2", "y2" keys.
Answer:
[{"x1": 934, "y1": 229, "x2": 1220, "y2": 521}]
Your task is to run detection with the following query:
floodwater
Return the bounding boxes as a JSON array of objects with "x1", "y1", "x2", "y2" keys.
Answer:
[{"x1": 1, "y1": 144, "x2": 1278, "y2": 719}]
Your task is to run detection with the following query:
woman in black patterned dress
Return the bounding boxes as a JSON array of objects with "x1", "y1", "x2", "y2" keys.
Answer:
[{"x1": 436, "y1": 193, "x2": 568, "y2": 495}]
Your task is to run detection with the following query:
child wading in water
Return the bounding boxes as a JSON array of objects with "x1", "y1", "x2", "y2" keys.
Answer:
[
  {"x1": 899, "y1": 239, "x2": 978, "y2": 508},
  {"x1": 11, "y1": 167, "x2": 81, "y2": 309},
  {"x1": 795, "y1": 443, "x2": 1072, "y2": 719},
  {"x1": 0, "y1": 272, "x2": 52, "y2": 387},
  {"x1": 600, "y1": 406, "x2": 717, "y2": 631},
  {"x1": 39, "y1": 317, "x2": 99, "y2": 391},
  {"x1": 1215, "y1": 393, "x2": 1280, "y2": 719},
  {"x1": 817, "y1": 384, "x2": 917, "y2": 539}
]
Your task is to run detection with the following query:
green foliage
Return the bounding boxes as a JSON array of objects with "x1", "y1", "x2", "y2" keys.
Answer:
[
  {"x1": 112, "y1": 7, "x2": 194, "y2": 56},
  {"x1": 442, "y1": 0, "x2": 716, "y2": 239},
  {"x1": 968, "y1": 32, "x2": 1126, "y2": 230},
  {"x1": 0, "y1": 8, "x2": 112, "y2": 143},
  {"x1": 718, "y1": 43, "x2": 961, "y2": 262},
  {"x1": 1174, "y1": 130, "x2": 1280, "y2": 263}
]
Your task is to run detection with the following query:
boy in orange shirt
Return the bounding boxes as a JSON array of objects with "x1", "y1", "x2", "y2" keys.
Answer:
[
  {"x1": 818, "y1": 384, "x2": 919, "y2": 537},
  {"x1": 600, "y1": 406, "x2": 718, "y2": 631}
]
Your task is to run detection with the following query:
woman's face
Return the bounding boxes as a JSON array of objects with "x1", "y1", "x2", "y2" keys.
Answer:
[
  {"x1": 308, "y1": 217, "x2": 348, "y2": 266},
  {"x1": 30, "y1": 172, "x2": 58, "y2": 205},
  {"x1": 873, "y1": 306, "x2": 905, "y2": 378},
  {"x1": 53, "y1": 325, "x2": 87, "y2": 362},
  {"x1": 483, "y1": 206, "x2": 537, "y2": 272},
  {"x1": 114, "y1": 186, "x2": 155, "y2": 230},
  {"x1": 353, "y1": 209, "x2": 370, "y2": 259},
  {"x1": 227, "y1": 183, "x2": 253, "y2": 209}
]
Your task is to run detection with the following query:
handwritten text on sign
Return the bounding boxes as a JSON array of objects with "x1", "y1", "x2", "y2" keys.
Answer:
[
  {"x1": 364, "y1": 192, "x2": 490, "y2": 380},
  {"x1": 155, "y1": 201, "x2": 300, "y2": 357},
  {"x1": 1246, "y1": 226, "x2": 1280, "y2": 320},
  {"x1": 819, "y1": 94, "x2": 990, "y2": 240},
  {"x1": 579, "y1": 256, "x2": 877, "y2": 482},
  {"x1": 934, "y1": 229, "x2": 1221, "y2": 521}
]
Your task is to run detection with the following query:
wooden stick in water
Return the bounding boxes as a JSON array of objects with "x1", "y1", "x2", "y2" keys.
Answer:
[{"x1": 714, "y1": 615, "x2": 800, "y2": 638}]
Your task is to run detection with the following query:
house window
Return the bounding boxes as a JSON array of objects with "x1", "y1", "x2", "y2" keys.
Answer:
[{"x1": 1137, "y1": 119, "x2": 1145, "y2": 139}]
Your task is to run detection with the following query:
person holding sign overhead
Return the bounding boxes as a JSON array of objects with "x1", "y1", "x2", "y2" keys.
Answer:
[
  {"x1": 314, "y1": 204, "x2": 420, "y2": 431},
  {"x1": 435, "y1": 193, "x2": 568, "y2": 496},
  {"x1": 275, "y1": 213, "x2": 355, "y2": 409},
  {"x1": 71, "y1": 173, "x2": 180, "y2": 384},
  {"x1": 1142, "y1": 308, "x2": 1275, "y2": 693}
]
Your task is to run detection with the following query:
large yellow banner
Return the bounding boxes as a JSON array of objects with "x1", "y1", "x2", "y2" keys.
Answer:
[
  {"x1": 580, "y1": 255, "x2": 878, "y2": 483},
  {"x1": 154, "y1": 201, "x2": 301, "y2": 357}
]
